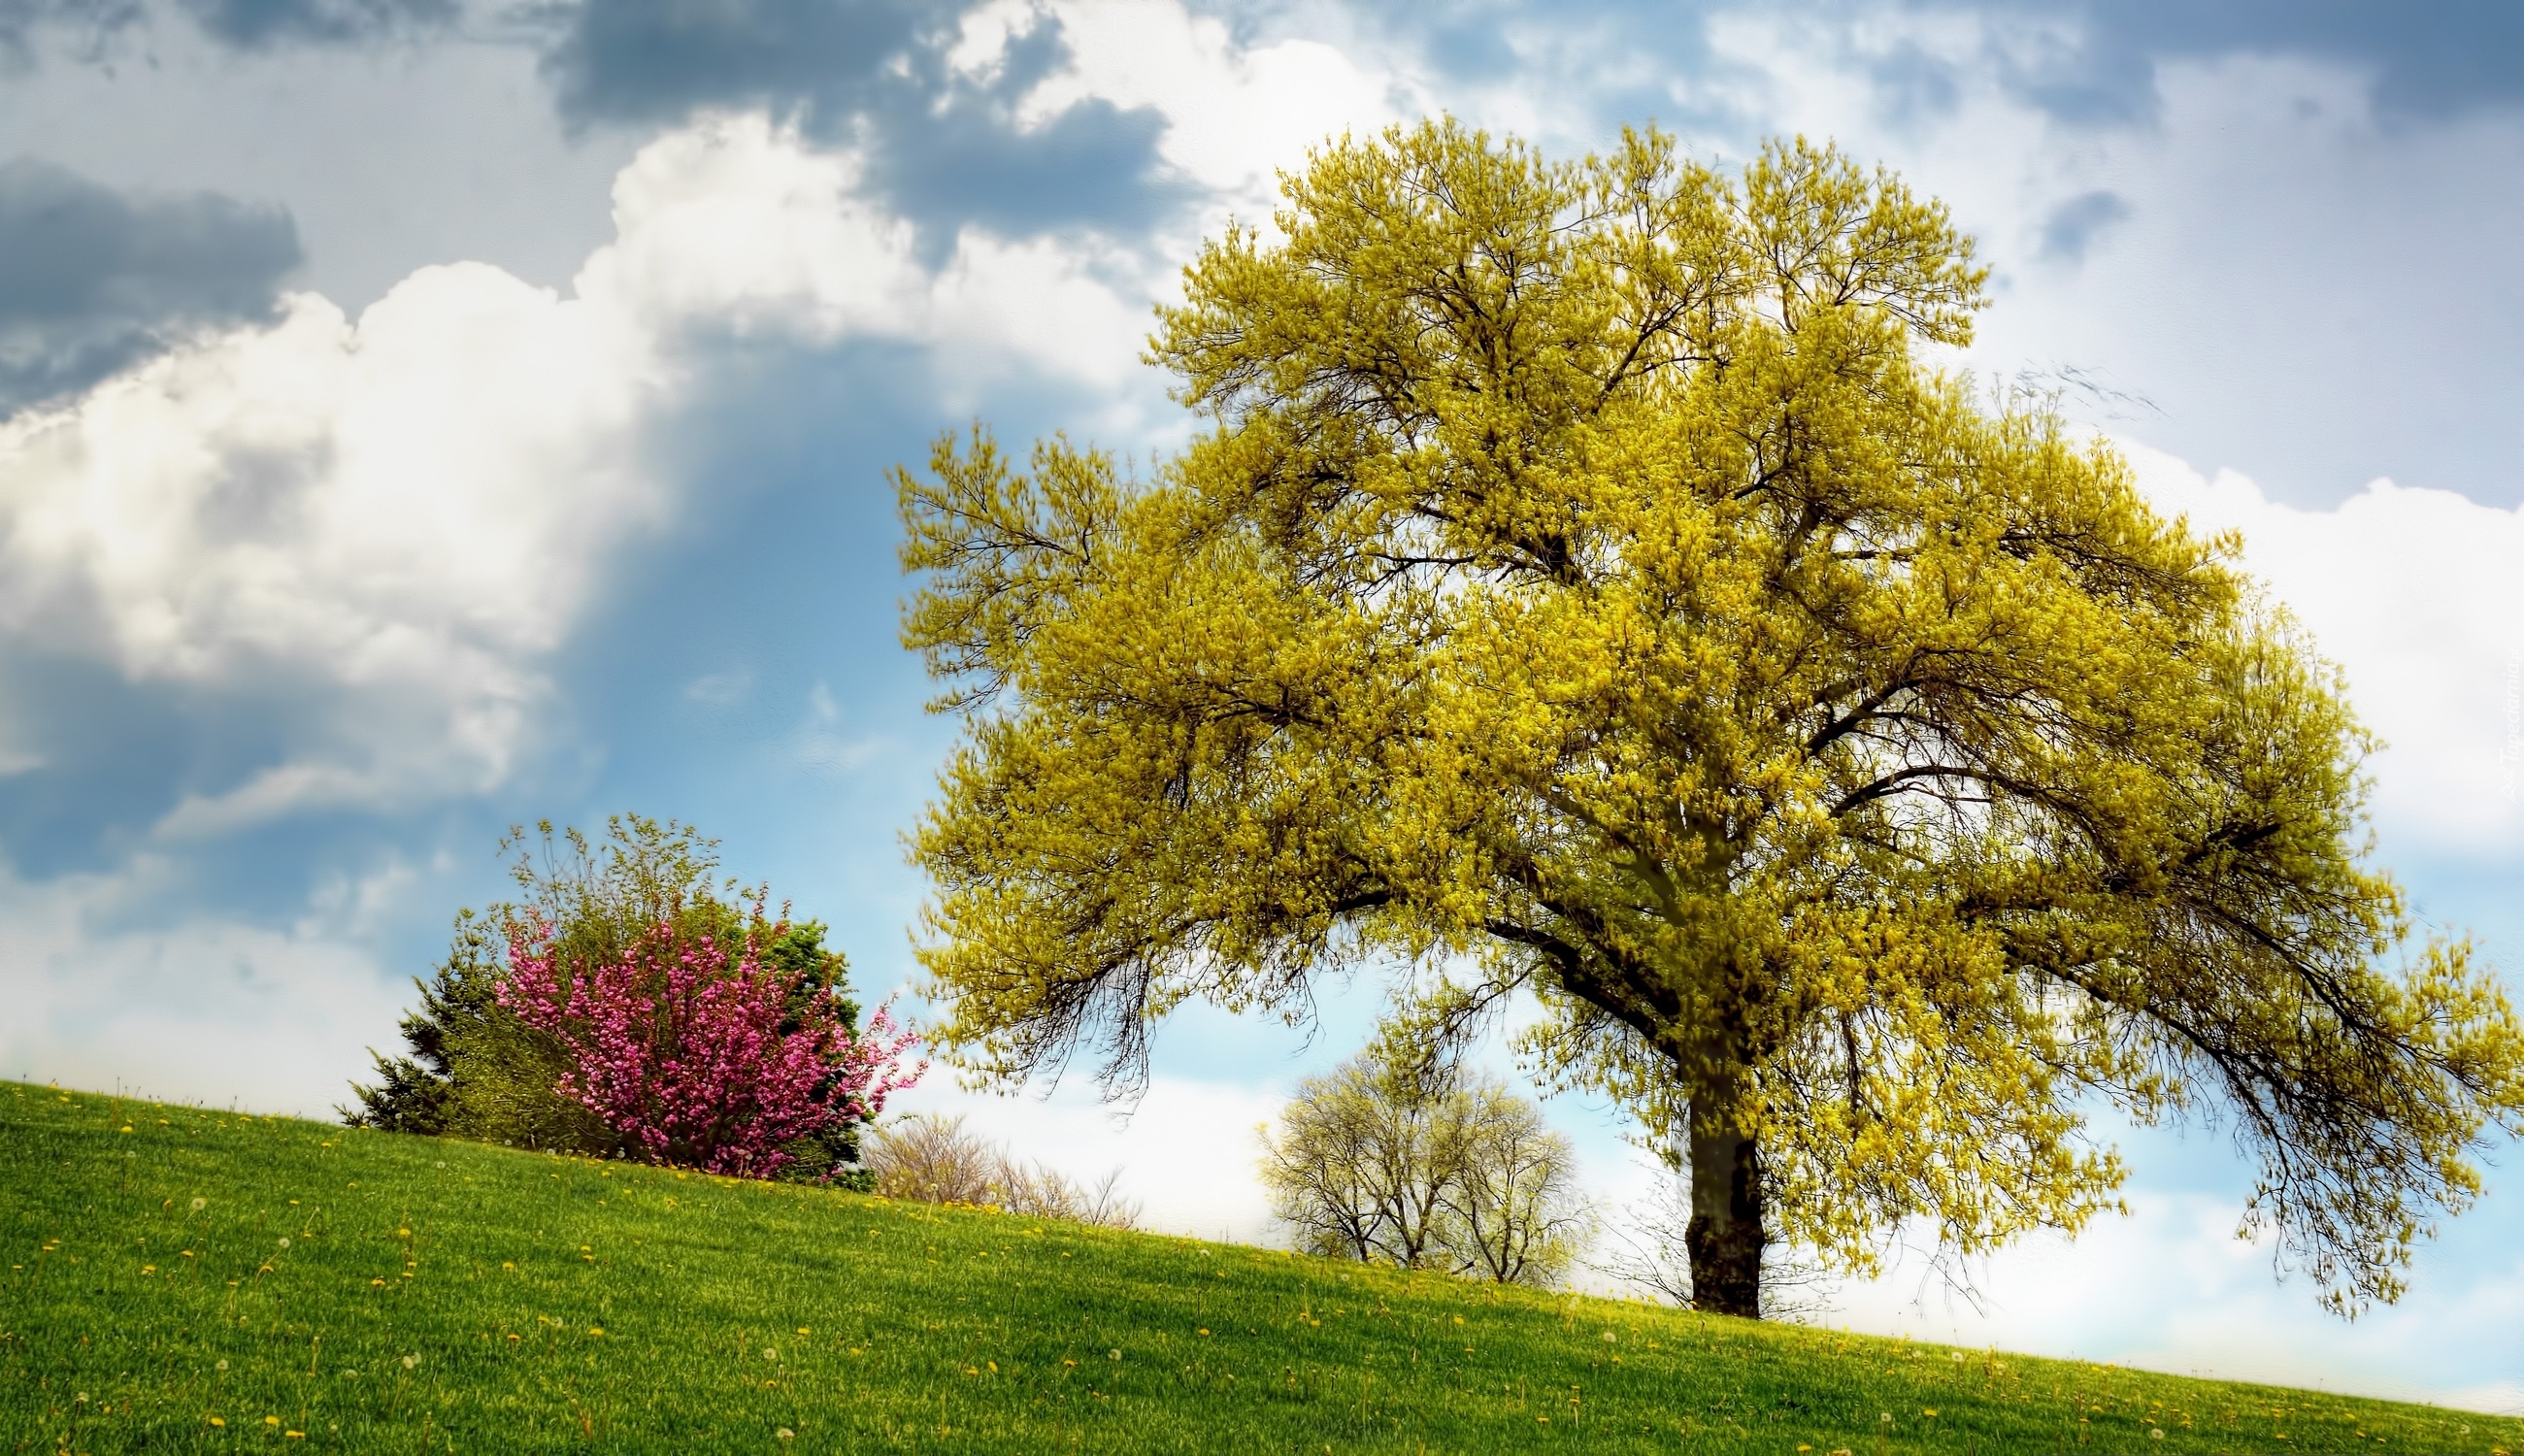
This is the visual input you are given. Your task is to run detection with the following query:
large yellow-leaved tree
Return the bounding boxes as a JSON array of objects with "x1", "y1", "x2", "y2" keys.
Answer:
[{"x1": 896, "y1": 121, "x2": 2524, "y2": 1317}]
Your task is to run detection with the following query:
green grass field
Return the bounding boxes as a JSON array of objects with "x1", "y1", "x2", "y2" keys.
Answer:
[{"x1": 5, "y1": 1080, "x2": 2517, "y2": 1454}]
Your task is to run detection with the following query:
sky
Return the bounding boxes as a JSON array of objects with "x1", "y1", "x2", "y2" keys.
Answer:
[{"x1": 2, "y1": 0, "x2": 2521, "y2": 1414}]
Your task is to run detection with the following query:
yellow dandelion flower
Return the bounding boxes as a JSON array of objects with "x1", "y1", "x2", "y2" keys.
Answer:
[
  {"x1": 371, "y1": 1279, "x2": 385, "y2": 1287},
  {"x1": 209, "y1": 1417, "x2": 224, "y2": 1427}
]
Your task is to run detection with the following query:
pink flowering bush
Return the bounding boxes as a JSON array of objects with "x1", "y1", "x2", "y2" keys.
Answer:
[{"x1": 496, "y1": 914, "x2": 922, "y2": 1179}]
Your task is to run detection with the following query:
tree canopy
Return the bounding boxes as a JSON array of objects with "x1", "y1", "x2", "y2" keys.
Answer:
[
  {"x1": 897, "y1": 120, "x2": 2524, "y2": 1317},
  {"x1": 1261, "y1": 1027, "x2": 1589, "y2": 1287}
]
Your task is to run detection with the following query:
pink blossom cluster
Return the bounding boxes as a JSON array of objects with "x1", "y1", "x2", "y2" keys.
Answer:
[{"x1": 496, "y1": 916, "x2": 923, "y2": 1179}]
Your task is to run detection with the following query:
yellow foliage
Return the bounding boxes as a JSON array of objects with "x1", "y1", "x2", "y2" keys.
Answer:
[{"x1": 897, "y1": 120, "x2": 2524, "y2": 1315}]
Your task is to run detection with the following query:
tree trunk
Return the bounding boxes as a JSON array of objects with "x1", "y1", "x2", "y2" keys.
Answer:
[{"x1": 1684, "y1": 1121, "x2": 1765, "y2": 1318}]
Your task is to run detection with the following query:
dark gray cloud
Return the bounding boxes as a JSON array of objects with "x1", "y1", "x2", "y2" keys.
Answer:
[
  {"x1": 1332, "y1": 2, "x2": 2524, "y2": 139},
  {"x1": 0, "y1": 0, "x2": 143, "y2": 68},
  {"x1": 2037, "y1": 189, "x2": 2130, "y2": 264},
  {"x1": 539, "y1": 0, "x2": 932, "y2": 123},
  {"x1": 2, "y1": 0, "x2": 446, "y2": 63},
  {"x1": 1882, "y1": 1, "x2": 2524, "y2": 127},
  {"x1": 539, "y1": 0, "x2": 1184, "y2": 243},
  {"x1": 0, "y1": 158, "x2": 300, "y2": 414},
  {"x1": 865, "y1": 97, "x2": 1180, "y2": 251},
  {"x1": 177, "y1": 0, "x2": 454, "y2": 48}
]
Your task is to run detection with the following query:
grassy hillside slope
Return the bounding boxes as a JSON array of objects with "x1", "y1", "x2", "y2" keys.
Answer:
[{"x1": 5, "y1": 1080, "x2": 2516, "y2": 1454}]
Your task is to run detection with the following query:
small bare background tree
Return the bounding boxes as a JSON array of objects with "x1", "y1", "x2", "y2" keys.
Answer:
[
  {"x1": 864, "y1": 1113, "x2": 1142, "y2": 1230},
  {"x1": 1260, "y1": 1030, "x2": 1592, "y2": 1286}
]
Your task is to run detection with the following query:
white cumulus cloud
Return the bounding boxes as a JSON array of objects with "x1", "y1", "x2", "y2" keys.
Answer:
[
  {"x1": 0, "y1": 112, "x2": 1153, "y2": 834},
  {"x1": 951, "y1": 0, "x2": 1410, "y2": 211},
  {"x1": 2124, "y1": 443, "x2": 2524, "y2": 854},
  {"x1": 0, "y1": 265, "x2": 658, "y2": 829}
]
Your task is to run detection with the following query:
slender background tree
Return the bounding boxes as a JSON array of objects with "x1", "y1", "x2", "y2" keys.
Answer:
[
  {"x1": 899, "y1": 120, "x2": 2524, "y2": 1317},
  {"x1": 1259, "y1": 1029, "x2": 1589, "y2": 1285}
]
